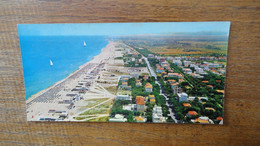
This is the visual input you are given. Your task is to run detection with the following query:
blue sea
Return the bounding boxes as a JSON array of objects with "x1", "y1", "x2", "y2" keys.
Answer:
[{"x1": 19, "y1": 36, "x2": 108, "y2": 100}]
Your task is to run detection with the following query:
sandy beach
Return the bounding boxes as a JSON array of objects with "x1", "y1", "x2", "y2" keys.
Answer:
[
  {"x1": 26, "y1": 41, "x2": 123, "y2": 121},
  {"x1": 26, "y1": 40, "x2": 150, "y2": 122}
]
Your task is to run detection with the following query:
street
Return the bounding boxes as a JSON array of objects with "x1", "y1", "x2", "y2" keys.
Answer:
[{"x1": 144, "y1": 57, "x2": 178, "y2": 123}]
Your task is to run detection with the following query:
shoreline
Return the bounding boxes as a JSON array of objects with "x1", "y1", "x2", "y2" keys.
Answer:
[{"x1": 26, "y1": 40, "x2": 112, "y2": 104}]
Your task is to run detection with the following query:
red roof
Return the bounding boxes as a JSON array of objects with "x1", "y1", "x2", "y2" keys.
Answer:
[
  {"x1": 188, "y1": 111, "x2": 198, "y2": 116},
  {"x1": 216, "y1": 117, "x2": 223, "y2": 121},
  {"x1": 136, "y1": 96, "x2": 145, "y2": 105},
  {"x1": 183, "y1": 103, "x2": 192, "y2": 107}
]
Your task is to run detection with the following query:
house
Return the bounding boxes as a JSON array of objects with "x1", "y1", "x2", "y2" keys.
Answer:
[
  {"x1": 193, "y1": 74, "x2": 203, "y2": 78},
  {"x1": 168, "y1": 73, "x2": 183, "y2": 78},
  {"x1": 191, "y1": 116, "x2": 214, "y2": 124},
  {"x1": 186, "y1": 111, "x2": 198, "y2": 117},
  {"x1": 136, "y1": 80, "x2": 142, "y2": 87},
  {"x1": 133, "y1": 53, "x2": 139, "y2": 58},
  {"x1": 216, "y1": 80, "x2": 222, "y2": 83},
  {"x1": 145, "y1": 83, "x2": 153, "y2": 93},
  {"x1": 120, "y1": 75, "x2": 131, "y2": 80},
  {"x1": 121, "y1": 82, "x2": 128, "y2": 87},
  {"x1": 149, "y1": 95, "x2": 156, "y2": 104},
  {"x1": 168, "y1": 79, "x2": 176, "y2": 84},
  {"x1": 211, "y1": 70, "x2": 219, "y2": 75},
  {"x1": 109, "y1": 114, "x2": 127, "y2": 122},
  {"x1": 218, "y1": 69, "x2": 226, "y2": 75},
  {"x1": 123, "y1": 104, "x2": 132, "y2": 111},
  {"x1": 216, "y1": 117, "x2": 223, "y2": 121},
  {"x1": 152, "y1": 105, "x2": 166, "y2": 123},
  {"x1": 148, "y1": 54, "x2": 155, "y2": 58},
  {"x1": 156, "y1": 67, "x2": 164, "y2": 73},
  {"x1": 198, "y1": 97, "x2": 208, "y2": 103},
  {"x1": 188, "y1": 96, "x2": 196, "y2": 101},
  {"x1": 202, "y1": 81, "x2": 209, "y2": 83},
  {"x1": 172, "y1": 60, "x2": 182, "y2": 66},
  {"x1": 134, "y1": 116, "x2": 147, "y2": 123},
  {"x1": 143, "y1": 75, "x2": 149, "y2": 80},
  {"x1": 125, "y1": 86, "x2": 132, "y2": 91},
  {"x1": 177, "y1": 92, "x2": 188, "y2": 102},
  {"x1": 159, "y1": 58, "x2": 166, "y2": 63},
  {"x1": 183, "y1": 103, "x2": 192, "y2": 107},
  {"x1": 150, "y1": 98, "x2": 156, "y2": 104},
  {"x1": 195, "y1": 67, "x2": 204, "y2": 74},
  {"x1": 178, "y1": 79, "x2": 184, "y2": 83},
  {"x1": 161, "y1": 61, "x2": 169, "y2": 69},
  {"x1": 121, "y1": 78, "x2": 129, "y2": 83},
  {"x1": 116, "y1": 95, "x2": 131, "y2": 101},
  {"x1": 170, "y1": 82, "x2": 178, "y2": 88},
  {"x1": 130, "y1": 73, "x2": 140, "y2": 79},
  {"x1": 149, "y1": 94, "x2": 155, "y2": 99},
  {"x1": 166, "y1": 56, "x2": 173, "y2": 60},
  {"x1": 207, "y1": 85, "x2": 214, "y2": 89},
  {"x1": 183, "y1": 61, "x2": 192, "y2": 67},
  {"x1": 136, "y1": 96, "x2": 145, "y2": 112},
  {"x1": 184, "y1": 68, "x2": 192, "y2": 74},
  {"x1": 216, "y1": 90, "x2": 225, "y2": 94},
  {"x1": 161, "y1": 71, "x2": 167, "y2": 77},
  {"x1": 205, "y1": 107, "x2": 216, "y2": 112}
]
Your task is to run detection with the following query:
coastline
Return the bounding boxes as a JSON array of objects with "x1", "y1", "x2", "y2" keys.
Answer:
[{"x1": 26, "y1": 41, "x2": 112, "y2": 104}]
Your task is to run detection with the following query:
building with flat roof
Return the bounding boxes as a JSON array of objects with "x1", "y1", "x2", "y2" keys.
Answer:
[
  {"x1": 177, "y1": 92, "x2": 188, "y2": 102},
  {"x1": 152, "y1": 105, "x2": 166, "y2": 123}
]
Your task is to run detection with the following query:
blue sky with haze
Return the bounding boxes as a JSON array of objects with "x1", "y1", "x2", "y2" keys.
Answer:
[{"x1": 18, "y1": 22, "x2": 230, "y2": 36}]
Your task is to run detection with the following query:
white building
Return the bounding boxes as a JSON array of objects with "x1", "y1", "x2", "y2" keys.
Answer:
[
  {"x1": 177, "y1": 92, "x2": 188, "y2": 102},
  {"x1": 188, "y1": 96, "x2": 196, "y2": 101},
  {"x1": 195, "y1": 67, "x2": 204, "y2": 74},
  {"x1": 152, "y1": 105, "x2": 166, "y2": 123},
  {"x1": 148, "y1": 54, "x2": 155, "y2": 58},
  {"x1": 183, "y1": 61, "x2": 192, "y2": 66},
  {"x1": 184, "y1": 68, "x2": 192, "y2": 74},
  {"x1": 116, "y1": 95, "x2": 131, "y2": 100},
  {"x1": 109, "y1": 114, "x2": 127, "y2": 122},
  {"x1": 166, "y1": 56, "x2": 173, "y2": 60},
  {"x1": 172, "y1": 60, "x2": 182, "y2": 66}
]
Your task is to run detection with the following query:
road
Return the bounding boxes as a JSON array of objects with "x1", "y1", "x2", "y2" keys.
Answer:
[
  {"x1": 143, "y1": 57, "x2": 157, "y2": 79},
  {"x1": 144, "y1": 57, "x2": 178, "y2": 123}
]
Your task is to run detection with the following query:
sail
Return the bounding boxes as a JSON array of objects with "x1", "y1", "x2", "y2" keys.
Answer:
[
  {"x1": 84, "y1": 41, "x2": 86, "y2": 47},
  {"x1": 50, "y1": 59, "x2": 53, "y2": 66}
]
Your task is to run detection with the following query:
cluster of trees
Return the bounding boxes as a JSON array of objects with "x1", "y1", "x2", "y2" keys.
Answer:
[
  {"x1": 158, "y1": 76, "x2": 172, "y2": 95},
  {"x1": 200, "y1": 72, "x2": 225, "y2": 90},
  {"x1": 205, "y1": 45, "x2": 221, "y2": 50},
  {"x1": 114, "y1": 57, "x2": 123, "y2": 60},
  {"x1": 124, "y1": 61, "x2": 147, "y2": 67},
  {"x1": 132, "y1": 46, "x2": 155, "y2": 57},
  {"x1": 146, "y1": 102, "x2": 155, "y2": 122},
  {"x1": 110, "y1": 100, "x2": 135, "y2": 122}
]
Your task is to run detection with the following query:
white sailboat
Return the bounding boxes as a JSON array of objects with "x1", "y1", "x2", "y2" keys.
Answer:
[
  {"x1": 84, "y1": 41, "x2": 86, "y2": 47},
  {"x1": 50, "y1": 59, "x2": 53, "y2": 66}
]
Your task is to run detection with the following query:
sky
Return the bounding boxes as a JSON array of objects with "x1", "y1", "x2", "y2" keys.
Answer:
[{"x1": 17, "y1": 22, "x2": 230, "y2": 36}]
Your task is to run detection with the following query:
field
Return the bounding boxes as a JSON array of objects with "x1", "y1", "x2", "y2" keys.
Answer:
[
  {"x1": 114, "y1": 34, "x2": 229, "y2": 57},
  {"x1": 149, "y1": 41, "x2": 228, "y2": 55}
]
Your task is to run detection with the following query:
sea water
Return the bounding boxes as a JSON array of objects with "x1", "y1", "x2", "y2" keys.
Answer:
[{"x1": 19, "y1": 36, "x2": 108, "y2": 100}]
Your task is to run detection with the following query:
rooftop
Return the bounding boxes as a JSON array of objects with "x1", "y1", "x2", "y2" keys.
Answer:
[
  {"x1": 183, "y1": 103, "x2": 192, "y2": 107},
  {"x1": 188, "y1": 111, "x2": 198, "y2": 116},
  {"x1": 216, "y1": 117, "x2": 223, "y2": 121},
  {"x1": 145, "y1": 83, "x2": 153, "y2": 88},
  {"x1": 136, "y1": 96, "x2": 145, "y2": 105},
  {"x1": 149, "y1": 95, "x2": 155, "y2": 98}
]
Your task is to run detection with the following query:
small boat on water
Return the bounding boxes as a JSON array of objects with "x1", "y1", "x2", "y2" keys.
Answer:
[
  {"x1": 84, "y1": 41, "x2": 86, "y2": 47},
  {"x1": 50, "y1": 59, "x2": 53, "y2": 66}
]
